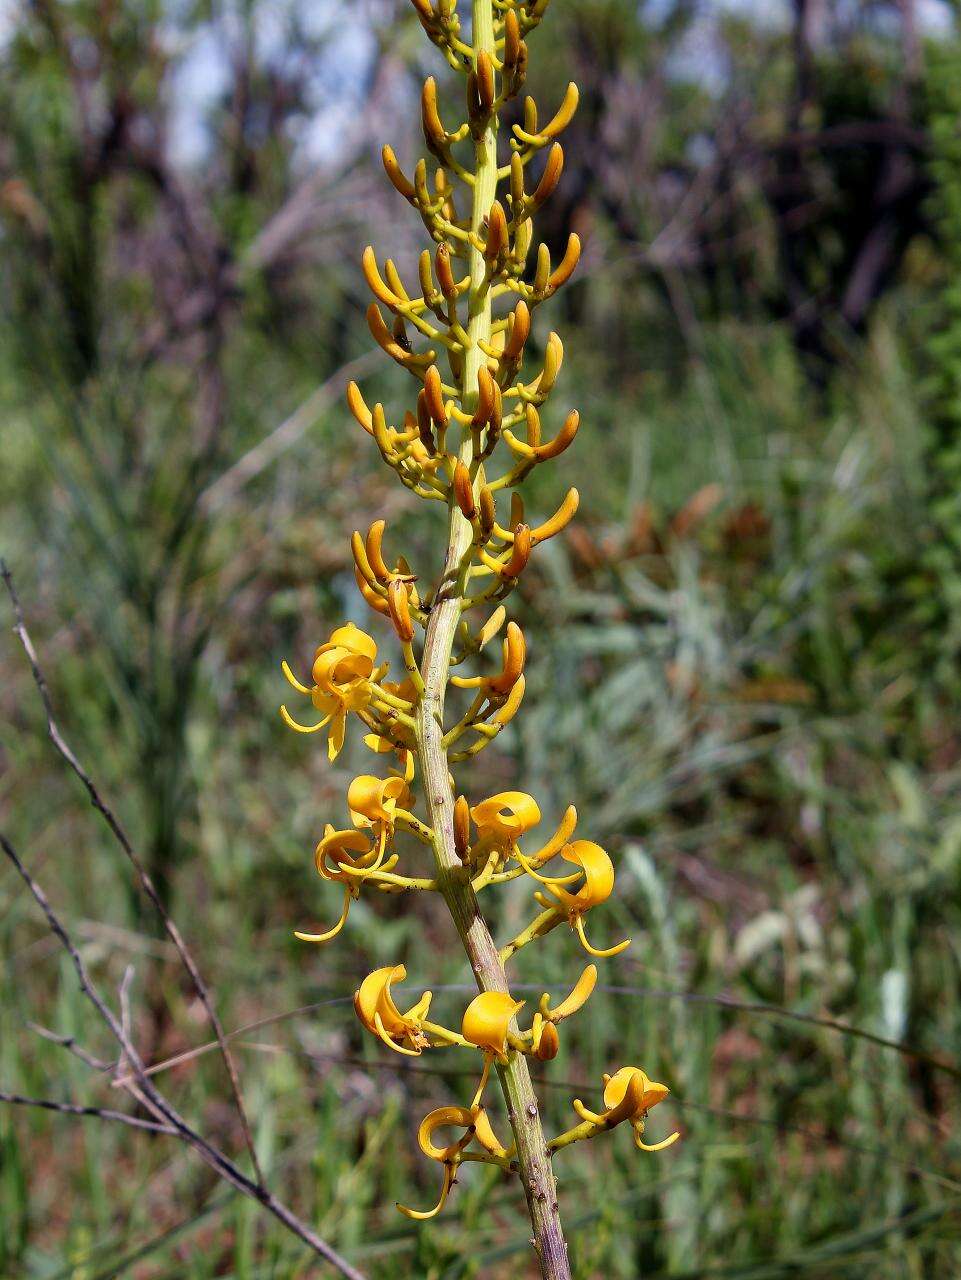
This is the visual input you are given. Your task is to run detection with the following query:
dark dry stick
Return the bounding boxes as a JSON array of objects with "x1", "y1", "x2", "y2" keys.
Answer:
[
  {"x1": 0, "y1": 1092, "x2": 177, "y2": 1135},
  {"x1": 1, "y1": 560, "x2": 263, "y2": 1186},
  {"x1": 0, "y1": 830, "x2": 367, "y2": 1280}
]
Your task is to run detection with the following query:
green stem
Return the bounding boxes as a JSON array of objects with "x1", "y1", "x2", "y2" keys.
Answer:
[{"x1": 412, "y1": 5, "x2": 571, "y2": 1277}]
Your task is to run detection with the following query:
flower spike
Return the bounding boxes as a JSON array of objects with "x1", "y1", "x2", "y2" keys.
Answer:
[{"x1": 280, "y1": 0, "x2": 670, "y2": 1253}]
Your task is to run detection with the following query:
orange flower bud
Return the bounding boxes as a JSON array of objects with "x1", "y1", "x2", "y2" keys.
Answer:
[
  {"x1": 502, "y1": 524, "x2": 531, "y2": 579},
  {"x1": 453, "y1": 795, "x2": 471, "y2": 861},
  {"x1": 424, "y1": 364, "x2": 448, "y2": 426},
  {"x1": 387, "y1": 579, "x2": 415, "y2": 643},
  {"x1": 453, "y1": 460, "x2": 476, "y2": 519}
]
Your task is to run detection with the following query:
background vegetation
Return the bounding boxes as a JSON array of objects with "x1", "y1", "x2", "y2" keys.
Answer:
[{"x1": 2, "y1": 1, "x2": 961, "y2": 1276}]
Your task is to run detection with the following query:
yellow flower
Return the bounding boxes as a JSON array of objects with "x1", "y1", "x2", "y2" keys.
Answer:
[
  {"x1": 281, "y1": 623, "x2": 382, "y2": 761},
  {"x1": 470, "y1": 792, "x2": 541, "y2": 867},
  {"x1": 461, "y1": 990, "x2": 525, "y2": 1059},
  {"x1": 293, "y1": 826, "x2": 373, "y2": 945},
  {"x1": 537, "y1": 840, "x2": 630, "y2": 958},
  {"x1": 312, "y1": 826, "x2": 380, "y2": 882},
  {"x1": 397, "y1": 1103, "x2": 511, "y2": 1220},
  {"x1": 354, "y1": 964, "x2": 432, "y2": 1057},
  {"x1": 575, "y1": 1067, "x2": 679, "y2": 1153},
  {"x1": 348, "y1": 774, "x2": 413, "y2": 831}
]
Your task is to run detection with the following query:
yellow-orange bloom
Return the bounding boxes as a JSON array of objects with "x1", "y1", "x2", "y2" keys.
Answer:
[
  {"x1": 294, "y1": 825, "x2": 386, "y2": 945},
  {"x1": 397, "y1": 1103, "x2": 510, "y2": 1220},
  {"x1": 462, "y1": 991, "x2": 525, "y2": 1059},
  {"x1": 538, "y1": 840, "x2": 630, "y2": 958},
  {"x1": 313, "y1": 826, "x2": 380, "y2": 882},
  {"x1": 580, "y1": 1067, "x2": 679, "y2": 1152},
  {"x1": 551, "y1": 1066, "x2": 678, "y2": 1158},
  {"x1": 354, "y1": 964, "x2": 432, "y2": 1057},
  {"x1": 347, "y1": 774, "x2": 413, "y2": 837},
  {"x1": 471, "y1": 792, "x2": 541, "y2": 849},
  {"x1": 281, "y1": 623, "x2": 381, "y2": 761}
]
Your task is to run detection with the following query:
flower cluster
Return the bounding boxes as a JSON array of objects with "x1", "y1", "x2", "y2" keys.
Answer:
[{"x1": 280, "y1": 0, "x2": 677, "y2": 1243}]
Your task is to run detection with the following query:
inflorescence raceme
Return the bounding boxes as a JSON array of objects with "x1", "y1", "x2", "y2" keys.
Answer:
[{"x1": 281, "y1": 0, "x2": 677, "y2": 1229}]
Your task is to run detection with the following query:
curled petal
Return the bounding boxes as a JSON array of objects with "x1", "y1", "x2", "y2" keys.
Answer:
[
  {"x1": 327, "y1": 711, "x2": 347, "y2": 762},
  {"x1": 314, "y1": 827, "x2": 374, "y2": 879},
  {"x1": 602, "y1": 1074, "x2": 648, "y2": 1128},
  {"x1": 396, "y1": 1162, "x2": 456, "y2": 1221},
  {"x1": 462, "y1": 991, "x2": 525, "y2": 1056},
  {"x1": 322, "y1": 623, "x2": 377, "y2": 664},
  {"x1": 574, "y1": 913, "x2": 631, "y2": 959},
  {"x1": 471, "y1": 792, "x2": 541, "y2": 844},
  {"x1": 603, "y1": 1067, "x2": 670, "y2": 1118},
  {"x1": 634, "y1": 1127, "x2": 681, "y2": 1152},
  {"x1": 545, "y1": 964, "x2": 597, "y2": 1023},
  {"x1": 280, "y1": 704, "x2": 331, "y2": 734},
  {"x1": 347, "y1": 774, "x2": 413, "y2": 830},
  {"x1": 281, "y1": 660, "x2": 311, "y2": 695},
  {"x1": 514, "y1": 845, "x2": 582, "y2": 886},
  {"x1": 572, "y1": 1098, "x2": 603, "y2": 1125},
  {"x1": 547, "y1": 840, "x2": 615, "y2": 912},
  {"x1": 418, "y1": 1106, "x2": 477, "y2": 1161},
  {"x1": 294, "y1": 887, "x2": 351, "y2": 944},
  {"x1": 355, "y1": 965, "x2": 408, "y2": 1035},
  {"x1": 355, "y1": 965, "x2": 430, "y2": 1053},
  {"x1": 373, "y1": 1010, "x2": 423, "y2": 1057},
  {"x1": 473, "y1": 1108, "x2": 512, "y2": 1157},
  {"x1": 526, "y1": 805, "x2": 577, "y2": 864}
]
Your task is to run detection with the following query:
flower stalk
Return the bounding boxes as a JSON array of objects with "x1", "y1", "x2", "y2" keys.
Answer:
[{"x1": 280, "y1": 1, "x2": 677, "y2": 1274}]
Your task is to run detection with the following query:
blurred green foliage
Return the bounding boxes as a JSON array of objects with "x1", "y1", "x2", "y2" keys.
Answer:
[{"x1": 2, "y1": 2, "x2": 961, "y2": 1277}]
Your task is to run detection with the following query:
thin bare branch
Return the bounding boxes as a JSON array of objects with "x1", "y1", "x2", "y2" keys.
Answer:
[
  {"x1": 0, "y1": 560, "x2": 263, "y2": 1186},
  {"x1": 0, "y1": 1090, "x2": 178, "y2": 1135},
  {"x1": 28, "y1": 1022, "x2": 112, "y2": 1072},
  {"x1": 0, "y1": 830, "x2": 368, "y2": 1280}
]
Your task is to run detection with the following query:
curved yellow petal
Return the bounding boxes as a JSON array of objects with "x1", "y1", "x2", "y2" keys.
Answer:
[
  {"x1": 280, "y1": 704, "x2": 332, "y2": 734},
  {"x1": 634, "y1": 1127, "x2": 681, "y2": 1152},
  {"x1": 470, "y1": 792, "x2": 541, "y2": 843},
  {"x1": 355, "y1": 965, "x2": 407, "y2": 1033},
  {"x1": 549, "y1": 840, "x2": 615, "y2": 912},
  {"x1": 473, "y1": 1108, "x2": 512, "y2": 1157},
  {"x1": 294, "y1": 886, "x2": 351, "y2": 944},
  {"x1": 373, "y1": 1010, "x2": 422, "y2": 1056},
  {"x1": 396, "y1": 1162, "x2": 455, "y2": 1220},
  {"x1": 545, "y1": 964, "x2": 597, "y2": 1022},
  {"x1": 328, "y1": 622, "x2": 377, "y2": 662},
  {"x1": 417, "y1": 1106, "x2": 477, "y2": 1161},
  {"x1": 574, "y1": 913, "x2": 631, "y2": 959},
  {"x1": 462, "y1": 991, "x2": 525, "y2": 1056},
  {"x1": 281, "y1": 660, "x2": 312, "y2": 695},
  {"x1": 513, "y1": 845, "x2": 582, "y2": 886},
  {"x1": 572, "y1": 1098, "x2": 604, "y2": 1125},
  {"x1": 602, "y1": 1074, "x2": 648, "y2": 1128},
  {"x1": 347, "y1": 774, "x2": 413, "y2": 828},
  {"x1": 603, "y1": 1067, "x2": 670, "y2": 1117},
  {"x1": 314, "y1": 828, "x2": 373, "y2": 879},
  {"x1": 525, "y1": 805, "x2": 577, "y2": 864},
  {"x1": 327, "y1": 711, "x2": 347, "y2": 761}
]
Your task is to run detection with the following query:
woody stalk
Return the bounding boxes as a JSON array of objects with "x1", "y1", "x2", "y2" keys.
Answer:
[{"x1": 280, "y1": 2, "x2": 678, "y2": 1276}]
